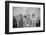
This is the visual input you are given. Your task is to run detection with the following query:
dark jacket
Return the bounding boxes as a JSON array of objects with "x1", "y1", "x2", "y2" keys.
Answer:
[
  {"x1": 19, "y1": 17, "x2": 23, "y2": 27},
  {"x1": 13, "y1": 17, "x2": 17, "y2": 28},
  {"x1": 36, "y1": 20, "x2": 40, "y2": 27}
]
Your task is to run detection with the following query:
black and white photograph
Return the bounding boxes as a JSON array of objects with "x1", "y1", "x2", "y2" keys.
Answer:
[
  {"x1": 13, "y1": 7, "x2": 40, "y2": 28},
  {"x1": 5, "y1": 1, "x2": 45, "y2": 34}
]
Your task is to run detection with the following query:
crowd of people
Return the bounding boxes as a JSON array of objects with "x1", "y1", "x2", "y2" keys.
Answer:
[{"x1": 13, "y1": 14, "x2": 40, "y2": 28}]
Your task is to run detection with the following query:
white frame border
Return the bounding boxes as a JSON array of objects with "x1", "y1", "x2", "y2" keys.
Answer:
[{"x1": 9, "y1": 3, "x2": 43, "y2": 32}]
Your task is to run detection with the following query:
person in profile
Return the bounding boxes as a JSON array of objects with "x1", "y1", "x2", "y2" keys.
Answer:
[
  {"x1": 19, "y1": 14, "x2": 23, "y2": 28},
  {"x1": 13, "y1": 16, "x2": 17, "y2": 28}
]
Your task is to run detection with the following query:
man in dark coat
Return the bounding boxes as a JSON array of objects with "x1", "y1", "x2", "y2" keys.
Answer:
[
  {"x1": 13, "y1": 16, "x2": 17, "y2": 28},
  {"x1": 36, "y1": 16, "x2": 40, "y2": 27},
  {"x1": 19, "y1": 15, "x2": 23, "y2": 28},
  {"x1": 36, "y1": 20, "x2": 40, "y2": 27}
]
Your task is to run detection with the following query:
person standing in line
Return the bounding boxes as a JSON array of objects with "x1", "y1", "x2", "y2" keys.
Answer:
[
  {"x1": 31, "y1": 14, "x2": 36, "y2": 27},
  {"x1": 19, "y1": 14, "x2": 23, "y2": 28},
  {"x1": 16, "y1": 15, "x2": 21, "y2": 28},
  {"x1": 23, "y1": 15, "x2": 28, "y2": 27},
  {"x1": 27, "y1": 14, "x2": 32, "y2": 27},
  {"x1": 36, "y1": 16, "x2": 40, "y2": 27},
  {"x1": 13, "y1": 16, "x2": 17, "y2": 28}
]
